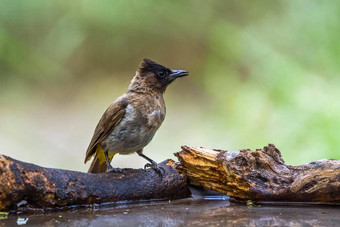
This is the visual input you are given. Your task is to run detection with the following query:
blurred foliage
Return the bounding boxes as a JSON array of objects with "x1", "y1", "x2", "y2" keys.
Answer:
[{"x1": 1, "y1": 0, "x2": 340, "y2": 170}]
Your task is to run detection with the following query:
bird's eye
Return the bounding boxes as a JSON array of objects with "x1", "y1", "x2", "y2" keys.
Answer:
[{"x1": 158, "y1": 71, "x2": 165, "y2": 78}]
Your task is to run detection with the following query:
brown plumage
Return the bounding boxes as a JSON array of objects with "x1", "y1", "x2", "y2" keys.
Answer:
[{"x1": 85, "y1": 59, "x2": 189, "y2": 173}]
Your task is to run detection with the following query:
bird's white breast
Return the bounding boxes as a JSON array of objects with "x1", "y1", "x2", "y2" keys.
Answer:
[
  {"x1": 147, "y1": 109, "x2": 163, "y2": 128},
  {"x1": 104, "y1": 103, "x2": 164, "y2": 155}
]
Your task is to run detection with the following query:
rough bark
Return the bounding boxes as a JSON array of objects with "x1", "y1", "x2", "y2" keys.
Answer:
[
  {"x1": 175, "y1": 144, "x2": 340, "y2": 203},
  {"x1": 0, "y1": 155, "x2": 191, "y2": 211}
]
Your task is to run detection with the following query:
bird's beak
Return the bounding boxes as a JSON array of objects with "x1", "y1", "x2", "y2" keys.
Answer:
[{"x1": 170, "y1": 70, "x2": 189, "y2": 78}]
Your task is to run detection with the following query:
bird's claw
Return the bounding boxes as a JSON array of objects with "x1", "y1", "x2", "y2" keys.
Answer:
[
  {"x1": 107, "y1": 167, "x2": 123, "y2": 173},
  {"x1": 144, "y1": 162, "x2": 165, "y2": 175}
]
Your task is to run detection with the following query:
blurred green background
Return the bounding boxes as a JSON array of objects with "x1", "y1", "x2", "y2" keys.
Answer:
[{"x1": 1, "y1": 1, "x2": 340, "y2": 172}]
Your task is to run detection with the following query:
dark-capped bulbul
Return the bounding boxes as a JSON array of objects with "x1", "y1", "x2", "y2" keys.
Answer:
[{"x1": 84, "y1": 58, "x2": 189, "y2": 173}]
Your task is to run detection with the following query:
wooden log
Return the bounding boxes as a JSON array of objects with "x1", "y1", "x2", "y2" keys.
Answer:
[
  {"x1": 0, "y1": 155, "x2": 191, "y2": 211},
  {"x1": 175, "y1": 144, "x2": 340, "y2": 203}
]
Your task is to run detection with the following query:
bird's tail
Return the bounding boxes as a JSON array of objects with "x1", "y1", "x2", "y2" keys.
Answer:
[{"x1": 88, "y1": 146, "x2": 116, "y2": 173}]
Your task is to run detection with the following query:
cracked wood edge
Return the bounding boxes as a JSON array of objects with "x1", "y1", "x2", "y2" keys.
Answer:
[{"x1": 175, "y1": 144, "x2": 340, "y2": 203}]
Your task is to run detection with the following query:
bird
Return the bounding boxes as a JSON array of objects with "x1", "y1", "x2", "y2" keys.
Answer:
[{"x1": 84, "y1": 58, "x2": 189, "y2": 173}]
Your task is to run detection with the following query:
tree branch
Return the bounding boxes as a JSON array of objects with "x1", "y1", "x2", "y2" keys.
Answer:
[
  {"x1": 175, "y1": 144, "x2": 340, "y2": 203},
  {"x1": 0, "y1": 155, "x2": 190, "y2": 211}
]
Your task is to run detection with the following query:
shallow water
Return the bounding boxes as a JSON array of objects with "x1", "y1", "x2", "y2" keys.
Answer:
[{"x1": 1, "y1": 197, "x2": 339, "y2": 227}]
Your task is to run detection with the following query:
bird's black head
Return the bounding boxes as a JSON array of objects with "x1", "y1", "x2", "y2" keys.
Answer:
[{"x1": 130, "y1": 58, "x2": 188, "y2": 93}]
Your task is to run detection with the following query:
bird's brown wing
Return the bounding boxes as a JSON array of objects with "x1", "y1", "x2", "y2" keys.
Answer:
[{"x1": 84, "y1": 96, "x2": 128, "y2": 163}]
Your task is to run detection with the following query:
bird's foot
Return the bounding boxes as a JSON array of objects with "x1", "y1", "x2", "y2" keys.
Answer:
[
  {"x1": 107, "y1": 166, "x2": 123, "y2": 173},
  {"x1": 144, "y1": 161, "x2": 165, "y2": 175}
]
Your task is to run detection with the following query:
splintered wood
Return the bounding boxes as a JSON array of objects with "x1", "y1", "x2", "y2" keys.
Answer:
[
  {"x1": 175, "y1": 144, "x2": 340, "y2": 203},
  {"x1": 1, "y1": 144, "x2": 339, "y2": 211}
]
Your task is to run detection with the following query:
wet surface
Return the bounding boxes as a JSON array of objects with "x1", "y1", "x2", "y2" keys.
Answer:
[{"x1": 1, "y1": 196, "x2": 339, "y2": 227}]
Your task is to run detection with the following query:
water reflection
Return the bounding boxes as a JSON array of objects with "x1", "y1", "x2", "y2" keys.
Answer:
[
  {"x1": 1, "y1": 198, "x2": 339, "y2": 226},
  {"x1": 204, "y1": 196, "x2": 230, "y2": 201}
]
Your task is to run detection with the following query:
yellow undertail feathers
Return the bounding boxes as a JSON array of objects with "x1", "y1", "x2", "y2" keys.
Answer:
[
  {"x1": 87, "y1": 145, "x2": 117, "y2": 173},
  {"x1": 96, "y1": 145, "x2": 116, "y2": 165}
]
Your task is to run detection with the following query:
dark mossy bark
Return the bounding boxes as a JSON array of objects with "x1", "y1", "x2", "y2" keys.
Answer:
[{"x1": 0, "y1": 156, "x2": 190, "y2": 211}]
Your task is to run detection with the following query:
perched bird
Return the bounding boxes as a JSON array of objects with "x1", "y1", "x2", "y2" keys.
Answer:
[{"x1": 84, "y1": 58, "x2": 189, "y2": 173}]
